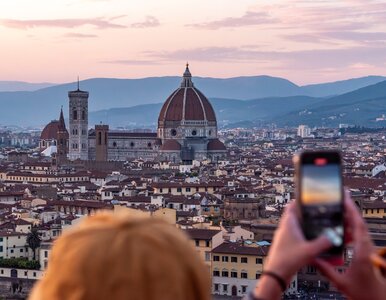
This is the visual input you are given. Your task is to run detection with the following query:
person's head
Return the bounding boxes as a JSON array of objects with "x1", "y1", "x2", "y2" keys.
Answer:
[{"x1": 29, "y1": 211, "x2": 210, "y2": 300}]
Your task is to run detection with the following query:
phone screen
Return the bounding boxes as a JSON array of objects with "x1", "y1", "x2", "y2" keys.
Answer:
[{"x1": 299, "y1": 154, "x2": 344, "y2": 255}]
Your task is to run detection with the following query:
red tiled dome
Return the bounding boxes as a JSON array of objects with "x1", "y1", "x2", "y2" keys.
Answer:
[
  {"x1": 158, "y1": 65, "x2": 216, "y2": 124},
  {"x1": 41, "y1": 120, "x2": 60, "y2": 140},
  {"x1": 207, "y1": 139, "x2": 226, "y2": 151},
  {"x1": 160, "y1": 140, "x2": 181, "y2": 151},
  {"x1": 41, "y1": 108, "x2": 68, "y2": 141}
]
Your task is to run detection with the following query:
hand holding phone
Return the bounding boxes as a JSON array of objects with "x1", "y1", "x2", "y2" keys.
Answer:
[{"x1": 295, "y1": 150, "x2": 345, "y2": 264}]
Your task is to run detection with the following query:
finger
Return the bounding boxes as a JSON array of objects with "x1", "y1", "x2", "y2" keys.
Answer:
[
  {"x1": 314, "y1": 258, "x2": 347, "y2": 292},
  {"x1": 305, "y1": 234, "x2": 333, "y2": 258},
  {"x1": 344, "y1": 189, "x2": 367, "y2": 240},
  {"x1": 343, "y1": 189, "x2": 375, "y2": 258},
  {"x1": 278, "y1": 201, "x2": 297, "y2": 228}
]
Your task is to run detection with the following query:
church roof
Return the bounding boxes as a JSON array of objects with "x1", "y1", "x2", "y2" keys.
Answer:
[
  {"x1": 41, "y1": 109, "x2": 68, "y2": 140},
  {"x1": 207, "y1": 139, "x2": 226, "y2": 151},
  {"x1": 158, "y1": 64, "x2": 216, "y2": 124},
  {"x1": 160, "y1": 140, "x2": 181, "y2": 151}
]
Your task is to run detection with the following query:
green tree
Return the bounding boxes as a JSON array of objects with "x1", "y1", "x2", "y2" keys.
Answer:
[{"x1": 27, "y1": 228, "x2": 41, "y2": 261}]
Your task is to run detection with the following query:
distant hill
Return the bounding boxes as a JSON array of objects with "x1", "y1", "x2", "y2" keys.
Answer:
[
  {"x1": 89, "y1": 96, "x2": 323, "y2": 128},
  {"x1": 301, "y1": 76, "x2": 386, "y2": 97},
  {"x1": 0, "y1": 81, "x2": 55, "y2": 92},
  {"x1": 0, "y1": 75, "x2": 385, "y2": 127},
  {"x1": 274, "y1": 80, "x2": 386, "y2": 127}
]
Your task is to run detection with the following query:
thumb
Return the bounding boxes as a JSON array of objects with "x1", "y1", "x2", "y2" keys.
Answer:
[{"x1": 305, "y1": 234, "x2": 333, "y2": 257}]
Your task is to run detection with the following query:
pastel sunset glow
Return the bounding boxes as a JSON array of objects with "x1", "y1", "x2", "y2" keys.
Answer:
[
  {"x1": 2, "y1": 0, "x2": 386, "y2": 84},
  {"x1": 302, "y1": 165, "x2": 342, "y2": 205}
]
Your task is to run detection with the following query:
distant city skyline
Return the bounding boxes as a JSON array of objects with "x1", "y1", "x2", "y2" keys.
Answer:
[{"x1": 2, "y1": 0, "x2": 386, "y2": 84}]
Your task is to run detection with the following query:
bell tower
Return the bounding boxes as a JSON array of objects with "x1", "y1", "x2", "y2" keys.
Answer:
[
  {"x1": 56, "y1": 107, "x2": 69, "y2": 164},
  {"x1": 68, "y1": 79, "x2": 89, "y2": 160}
]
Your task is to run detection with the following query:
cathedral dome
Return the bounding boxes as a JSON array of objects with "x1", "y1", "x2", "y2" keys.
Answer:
[
  {"x1": 158, "y1": 64, "x2": 216, "y2": 124},
  {"x1": 41, "y1": 120, "x2": 61, "y2": 140},
  {"x1": 41, "y1": 108, "x2": 69, "y2": 141}
]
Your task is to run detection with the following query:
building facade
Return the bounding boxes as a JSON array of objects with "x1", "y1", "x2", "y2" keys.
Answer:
[
  {"x1": 41, "y1": 65, "x2": 227, "y2": 163},
  {"x1": 68, "y1": 87, "x2": 89, "y2": 161}
]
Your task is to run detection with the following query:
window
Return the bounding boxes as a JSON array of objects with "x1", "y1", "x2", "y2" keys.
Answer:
[
  {"x1": 0, "y1": 246, "x2": 2, "y2": 252},
  {"x1": 306, "y1": 265, "x2": 317, "y2": 274},
  {"x1": 177, "y1": 188, "x2": 182, "y2": 193},
  {"x1": 20, "y1": 249, "x2": 23, "y2": 253},
  {"x1": 241, "y1": 272, "x2": 248, "y2": 279},
  {"x1": 231, "y1": 256, "x2": 238, "y2": 263},
  {"x1": 82, "y1": 110, "x2": 86, "y2": 120},
  {"x1": 0, "y1": 270, "x2": 3, "y2": 274},
  {"x1": 33, "y1": 272, "x2": 36, "y2": 277},
  {"x1": 221, "y1": 270, "x2": 229, "y2": 277},
  {"x1": 205, "y1": 252, "x2": 210, "y2": 261},
  {"x1": 98, "y1": 132, "x2": 102, "y2": 145},
  {"x1": 256, "y1": 258, "x2": 263, "y2": 264},
  {"x1": 186, "y1": 187, "x2": 191, "y2": 192},
  {"x1": 242, "y1": 286, "x2": 247, "y2": 294},
  {"x1": 195, "y1": 240, "x2": 200, "y2": 247},
  {"x1": 214, "y1": 284, "x2": 219, "y2": 292},
  {"x1": 73, "y1": 109, "x2": 77, "y2": 120},
  {"x1": 256, "y1": 273, "x2": 261, "y2": 279},
  {"x1": 44, "y1": 251, "x2": 48, "y2": 258},
  {"x1": 241, "y1": 257, "x2": 248, "y2": 263},
  {"x1": 223, "y1": 284, "x2": 228, "y2": 292},
  {"x1": 231, "y1": 271, "x2": 237, "y2": 278},
  {"x1": 222, "y1": 256, "x2": 229, "y2": 262},
  {"x1": 24, "y1": 271, "x2": 27, "y2": 276},
  {"x1": 213, "y1": 255, "x2": 220, "y2": 261},
  {"x1": 10, "y1": 249, "x2": 14, "y2": 253},
  {"x1": 213, "y1": 270, "x2": 220, "y2": 277}
]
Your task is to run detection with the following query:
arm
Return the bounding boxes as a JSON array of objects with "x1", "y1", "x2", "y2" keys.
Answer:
[
  {"x1": 315, "y1": 190, "x2": 386, "y2": 300},
  {"x1": 252, "y1": 201, "x2": 333, "y2": 300}
]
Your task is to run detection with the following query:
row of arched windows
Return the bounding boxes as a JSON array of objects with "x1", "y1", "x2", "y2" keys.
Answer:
[{"x1": 72, "y1": 108, "x2": 86, "y2": 121}]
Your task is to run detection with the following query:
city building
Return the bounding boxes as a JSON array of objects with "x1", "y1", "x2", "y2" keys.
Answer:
[
  {"x1": 40, "y1": 65, "x2": 226, "y2": 164},
  {"x1": 297, "y1": 125, "x2": 311, "y2": 138}
]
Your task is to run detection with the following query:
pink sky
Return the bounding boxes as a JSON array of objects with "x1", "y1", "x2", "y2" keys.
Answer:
[{"x1": 1, "y1": 0, "x2": 386, "y2": 85}]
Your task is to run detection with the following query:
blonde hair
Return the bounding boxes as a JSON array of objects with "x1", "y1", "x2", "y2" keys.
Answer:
[{"x1": 29, "y1": 212, "x2": 210, "y2": 300}]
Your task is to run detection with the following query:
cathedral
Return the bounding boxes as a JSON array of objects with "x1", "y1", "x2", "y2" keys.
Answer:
[{"x1": 40, "y1": 65, "x2": 226, "y2": 163}]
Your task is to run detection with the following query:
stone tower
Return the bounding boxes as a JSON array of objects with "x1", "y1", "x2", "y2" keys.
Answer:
[
  {"x1": 95, "y1": 124, "x2": 109, "y2": 161},
  {"x1": 56, "y1": 107, "x2": 69, "y2": 164},
  {"x1": 68, "y1": 81, "x2": 89, "y2": 160}
]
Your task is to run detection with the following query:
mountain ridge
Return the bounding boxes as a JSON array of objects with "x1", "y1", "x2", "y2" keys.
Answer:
[{"x1": 0, "y1": 75, "x2": 385, "y2": 127}]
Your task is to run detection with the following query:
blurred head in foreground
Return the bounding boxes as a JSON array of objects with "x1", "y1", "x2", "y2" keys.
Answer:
[{"x1": 29, "y1": 211, "x2": 210, "y2": 300}]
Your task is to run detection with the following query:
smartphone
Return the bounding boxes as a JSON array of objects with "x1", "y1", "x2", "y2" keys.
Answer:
[{"x1": 295, "y1": 150, "x2": 344, "y2": 264}]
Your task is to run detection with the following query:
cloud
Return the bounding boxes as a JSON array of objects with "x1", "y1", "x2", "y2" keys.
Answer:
[
  {"x1": 0, "y1": 17, "x2": 125, "y2": 29},
  {"x1": 131, "y1": 16, "x2": 160, "y2": 28},
  {"x1": 188, "y1": 11, "x2": 276, "y2": 29},
  {"x1": 145, "y1": 45, "x2": 386, "y2": 71},
  {"x1": 101, "y1": 59, "x2": 161, "y2": 65},
  {"x1": 63, "y1": 32, "x2": 98, "y2": 38}
]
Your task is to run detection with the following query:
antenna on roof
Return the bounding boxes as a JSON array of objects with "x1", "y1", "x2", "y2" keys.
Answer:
[{"x1": 77, "y1": 76, "x2": 80, "y2": 91}]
